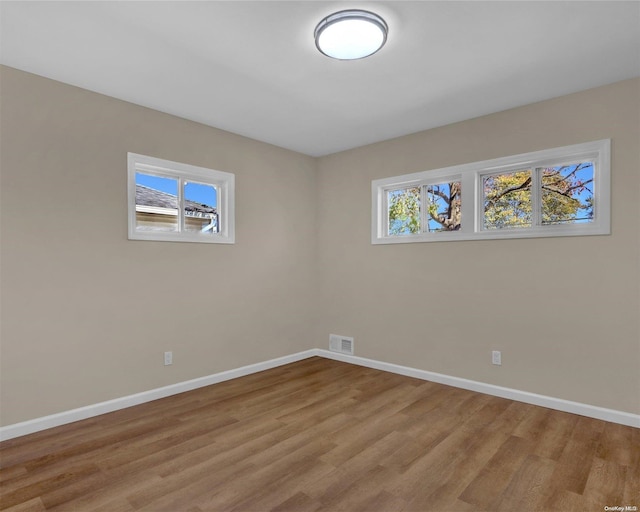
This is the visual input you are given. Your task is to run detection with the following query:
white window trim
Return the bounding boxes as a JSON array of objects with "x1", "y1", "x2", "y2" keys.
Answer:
[
  {"x1": 372, "y1": 139, "x2": 610, "y2": 244},
  {"x1": 128, "y1": 153, "x2": 235, "y2": 244}
]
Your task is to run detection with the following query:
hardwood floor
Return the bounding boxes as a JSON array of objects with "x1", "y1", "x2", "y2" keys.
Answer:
[{"x1": 1, "y1": 357, "x2": 638, "y2": 511}]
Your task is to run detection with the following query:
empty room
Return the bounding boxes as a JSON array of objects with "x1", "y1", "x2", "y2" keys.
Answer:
[{"x1": 0, "y1": 1, "x2": 638, "y2": 511}]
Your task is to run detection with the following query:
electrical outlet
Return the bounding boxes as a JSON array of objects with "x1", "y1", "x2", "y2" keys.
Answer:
[
  {"x1": 492, "y1": 350, "x2": 502, "y2": 366},
  {"x1": 164, "y1": 351, "x2": 173, "y2": 366}
]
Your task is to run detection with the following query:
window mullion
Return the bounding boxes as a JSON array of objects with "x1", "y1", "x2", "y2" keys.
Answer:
[
  {"x1": 460, "y1": 173, "x2": 476, "y2": 234},
  {"x1": 215, "y1": 185, "x2": 221, "y2": 235},
  {"x1": 420, "y1": 184, "x2": 428, "y2": 234},
  {"x1": 178, "y1": 177, "x2": 185, "y2": 233},
  {"x1": 532, "y1": 167, "x2": 541, "y2": 227},
  {"x1": 380, "y1": 187, "x2": 389, "y2": 237},
  {"x1": 385, "y1": 188, "x2": 390, "y2": 237}
]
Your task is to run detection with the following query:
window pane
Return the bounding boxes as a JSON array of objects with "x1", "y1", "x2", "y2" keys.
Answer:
[
  {"x1": 388, "y1": 187, "x2": 421, "y2": 235},
  {"x1": 541, "y1": 162, "x2": 594, "y2": 225},
  {"x1": 184, "y1": 181, "x2": 218, "y2": 234},
  {"x1": 135, "y1": 173, "x2": 179, "y2": 232},
  {"x1": 483, "y1": 170, "x2": 532, "y2": 229},
  {"x1": 426, "y1": 181, "x2": 461, "y2": 232}
]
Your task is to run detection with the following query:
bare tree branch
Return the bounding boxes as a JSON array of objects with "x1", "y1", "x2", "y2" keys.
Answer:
[{"x1": 484, "y1": 176, "x2": 531, "y2": 208}]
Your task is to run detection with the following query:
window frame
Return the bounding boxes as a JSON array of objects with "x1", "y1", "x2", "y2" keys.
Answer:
[
  {"x1": 127, "y1": 152, "x2": 235, "y2": 244},
  {"x1": 372, "y1": 139, "x2": 610, "y2": 244}
]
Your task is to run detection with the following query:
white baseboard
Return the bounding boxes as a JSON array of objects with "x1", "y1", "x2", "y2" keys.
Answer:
[
  {"x1": 1, "y1": 348, "x2": 638, "y2": 441},
  {"x1": 0, "y1": 350, "x2": 317, "y2": 442},
  {"x1": 316, "y1": 349, "x2": 640, "y2": 429}
]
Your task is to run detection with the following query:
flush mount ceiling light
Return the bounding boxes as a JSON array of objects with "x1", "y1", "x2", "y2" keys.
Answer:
[{"x1": 314, "y1": 9, "x2": 388, "y2": 60}]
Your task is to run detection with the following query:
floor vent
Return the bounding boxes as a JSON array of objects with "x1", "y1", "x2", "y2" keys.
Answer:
[{"x1": 329, "y1": 334, "x2": 354, "y2": 355}]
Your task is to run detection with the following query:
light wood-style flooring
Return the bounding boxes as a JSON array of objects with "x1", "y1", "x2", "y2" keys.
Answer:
[{"x1": 1, "y1": 357, "x2": 638, "y2": 511}]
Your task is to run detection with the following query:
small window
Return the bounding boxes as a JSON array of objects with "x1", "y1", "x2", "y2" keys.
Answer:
[
  {"x1": 482, "y1": 169, "x2": 533, "y2": 230},
  {"x1": 372, "y1": 139, "x2": 610, "y2": 244},
  {"x1": 387, "y1": 186, "x2": 421, "y2": 235},
  {"x1": 425, "y1": 181, "x2": 462, "y2": 232},
  {"x1": 540, "y1": 162, "x2": 594, "y2": 225},
  {"x1": 128, "y1": 153, "x2": 234, "y2": 243}
]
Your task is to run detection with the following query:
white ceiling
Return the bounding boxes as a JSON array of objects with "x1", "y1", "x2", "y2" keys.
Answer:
[{"x1": 1, "y1": 1, "x2": 639, "y2": 157}]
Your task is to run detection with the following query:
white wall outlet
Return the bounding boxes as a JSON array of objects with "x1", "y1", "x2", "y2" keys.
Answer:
[
  {"x1": 164, "y1": 351, "x2": 173, "y2": 366},
  {"x1": 492, "y1": 350, "x2": 502, "y2": 366}
]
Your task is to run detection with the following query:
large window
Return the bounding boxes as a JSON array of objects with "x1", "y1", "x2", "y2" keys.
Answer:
[
  {"x1": 128, "y1": 153, "x2": 235, "y2": 243},
  {"x1": 372, "y1": 140, "x2": 610, "y2": 244}
]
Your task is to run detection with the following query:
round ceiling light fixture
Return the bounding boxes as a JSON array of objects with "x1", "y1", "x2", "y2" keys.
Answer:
[{"x1": 314, "y1": 9, "x2": 388, "y2": 60}]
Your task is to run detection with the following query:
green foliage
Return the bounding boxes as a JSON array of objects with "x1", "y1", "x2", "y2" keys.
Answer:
[
  {"x1": 388, "y1": 187, "x2": 420, "y2": 235},
  {"x1": 540, "y1": 165, "x2": 593, "y2": 224},
  {"x1": 483, "y1": 170, "x2": 533, "y2": 229}
]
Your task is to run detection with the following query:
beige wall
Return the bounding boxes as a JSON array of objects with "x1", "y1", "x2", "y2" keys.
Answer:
[
  {"x1": 315, "y1": 78, "x2": 640, "y2": 415},
  {"x1": 1, "y1": 66, "x2": 638, "y2": 427},
  {"x1": 0, "y1": 66, "x2": 319, "y2": 425}
]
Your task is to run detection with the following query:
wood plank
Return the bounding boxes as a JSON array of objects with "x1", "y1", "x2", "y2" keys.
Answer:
[
  {"x1": 45, "y1": 472, "x2": 163, "y2": 512},
  {"x1": 548, "y1": 415, "x2": 605, "y2": 495},
  {"x1": 271, "y1": 492, "x2": 322, "y2": 512},
  {"x1": 403, "y1": 402, "x2": 518, "y2": 510},
  {"x1": 459, "y1": 434, "x2": 533, "y2": 509},
  {"x1": 582, "y1": 457, "x2": 628, "y2": 506},
  {"x1": 226, "y1": 457, "x2": 335, "y2": 512},
  {"x1": 0, "y1": 466, "x2": 27, "y2": 485},
  {"x1": 596, "y1": 421, "x2": 638, "y2": 466},
  {"x1": 541, "y1": 489, "x2": 586, "y2": 512},
  {"x1": 0, "y1": 498, "x2": 46, "y2": 512},
  {"x1": 192, "y1": 441, "x2": 335, "y2": 512},
  {"x1": 489, "y1": 454, "x2": 556, "y2": 511},
  {"x1": 623, "y1": 426, "x2": 640, "y2": 505},
  {"x1": 314, "y1": 464, "x2": 395, "y2": 511},
  {"x1": 0, "y1": 463, "x2": 102, "y2": 510},
  {"x1": 531, "y1": 410, "x2": 578, "y2": 461},
  {"x1": 350, "y1": 490, "x2": 406, "y2": 512}
]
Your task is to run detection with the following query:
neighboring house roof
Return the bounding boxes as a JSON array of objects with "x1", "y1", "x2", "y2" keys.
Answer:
[{"x1": 136, "y1": 184, "x2": 216, "y2": 215}]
